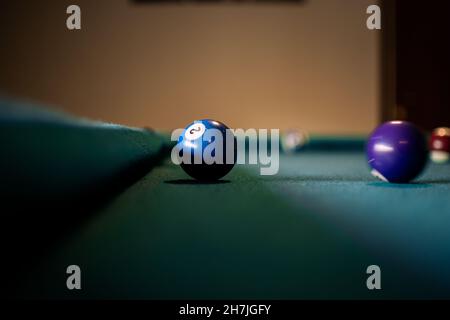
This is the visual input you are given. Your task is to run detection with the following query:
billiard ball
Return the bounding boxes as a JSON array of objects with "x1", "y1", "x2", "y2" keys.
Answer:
[
  {"x1": 177, "y1": 119, "x2": 236, "y2": 181},
  {"x1": 281, "y1": 129, "x2": 309, "y2": 153},
  {"x1": 366, "y1": 121, "x2": 428, "y2": 183},
  {"x1": 429, "y1": 127, "x2": 450, "y2": 164}
]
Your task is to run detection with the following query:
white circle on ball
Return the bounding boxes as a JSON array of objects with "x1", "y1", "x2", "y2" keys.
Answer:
[
  {"x1": 184, "y1": 123, "x2": 206, "y2": 140},
  {"x1": 433, "y1": 140, "x2": 443, "y2": 149},
  {"x1": 431, "y1": 150, "x2": 449, "y2": 163}
]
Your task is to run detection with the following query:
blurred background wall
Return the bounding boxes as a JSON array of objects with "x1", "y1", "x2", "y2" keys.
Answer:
[{"x1": 0, "y1": 0, "x2": 380, "y2": 134}]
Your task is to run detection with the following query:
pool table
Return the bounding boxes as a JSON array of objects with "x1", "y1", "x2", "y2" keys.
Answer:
[{"x1": 2, "y1": 100, "x2": 450, "y2": 300}]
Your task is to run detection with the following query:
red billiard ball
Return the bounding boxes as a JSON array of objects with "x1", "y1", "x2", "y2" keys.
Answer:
[{"x1": 429, "y1": 127, "x2": 450, "y2": 163}]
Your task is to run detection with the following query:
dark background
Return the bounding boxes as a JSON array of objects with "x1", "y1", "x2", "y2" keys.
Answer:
[{"x1": 393, "y1": 0, "x2": 450, "y2": 129}]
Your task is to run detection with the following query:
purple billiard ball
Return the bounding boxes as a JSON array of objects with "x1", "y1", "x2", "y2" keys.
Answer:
[{"x1": 366, "y1": 121, "x2": 428, "y2": 183}]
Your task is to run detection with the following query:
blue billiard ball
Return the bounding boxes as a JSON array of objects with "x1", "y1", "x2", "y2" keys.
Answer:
[
  {"x1": 366, "y1": 121, "x2": 428, "y2": 183},
  {"x1": 177, "y1": 119, "x2": 236, "y2": 181}
]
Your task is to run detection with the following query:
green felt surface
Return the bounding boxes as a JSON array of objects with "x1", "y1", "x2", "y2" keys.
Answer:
[
  {"x1": 3, "y1": 99, "x2": 450, "y2": 299},
  {"x1": 15, "y1": 152, "x2": 450, "y2": 299},
  {"x1": 301, "y1": 135, "x2": 366, "y2": 151},
  {"x1": 0, "y1": 99, "x2": 169, "y2": 203}
]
